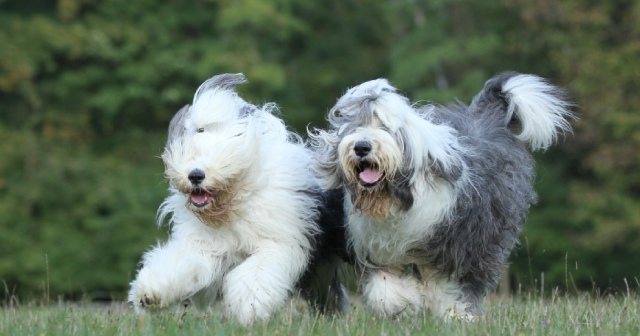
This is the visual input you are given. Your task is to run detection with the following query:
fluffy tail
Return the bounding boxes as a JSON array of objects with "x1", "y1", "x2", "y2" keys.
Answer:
[{"x1": 471, "y1": 71, "x2": 575, "y2": 151}]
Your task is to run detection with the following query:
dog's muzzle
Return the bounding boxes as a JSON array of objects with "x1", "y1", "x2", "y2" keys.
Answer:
[
  {"x1": 187, "y1": 169, "x2": 217, "y2": 207},
  {"x1": 352, "y1": 141, "x2": 384, "y2": 187}
]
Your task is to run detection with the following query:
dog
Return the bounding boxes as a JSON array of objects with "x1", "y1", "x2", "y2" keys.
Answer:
[
  {"x1": 128, "y1": 73, "x2": 348, "y2": 325},
  {"x1": 310, "y1": 71, "x2": 574, "y2": 319}
]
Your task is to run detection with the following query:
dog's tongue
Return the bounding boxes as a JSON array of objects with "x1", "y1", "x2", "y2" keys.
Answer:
[{"x1": 359, "y1": 167, "x2": 382, "y2": 184}]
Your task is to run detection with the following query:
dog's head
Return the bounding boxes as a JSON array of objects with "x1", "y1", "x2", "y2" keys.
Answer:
[
  {"x1": 162, "y1": 74, "x2": 262, "y2": 220},
  {"x1": 311, "y1": 79, "x2": 464, "y2": 218}
]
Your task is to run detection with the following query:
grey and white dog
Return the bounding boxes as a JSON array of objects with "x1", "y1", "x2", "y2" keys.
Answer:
[{"x1": 310, "y1": 72, "x2": 574, "y2": 319}]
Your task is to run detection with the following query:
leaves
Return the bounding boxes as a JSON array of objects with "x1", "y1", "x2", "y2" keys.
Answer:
[{"x1": 1, "y1": 0, "x2": 639, "y2": 298}]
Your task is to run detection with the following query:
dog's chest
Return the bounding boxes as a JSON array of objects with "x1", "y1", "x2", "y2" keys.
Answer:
[
  {"x1": 346, "y1": 177, "x2": 457, "y2": 266},
  {"x1": 349, "y1": 212, "x2": 435, "y2": 266}
]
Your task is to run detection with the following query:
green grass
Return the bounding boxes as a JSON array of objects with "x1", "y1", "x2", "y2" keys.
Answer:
[{"x1": 2, "y1": 293, "x2": 639, "y2": 336}]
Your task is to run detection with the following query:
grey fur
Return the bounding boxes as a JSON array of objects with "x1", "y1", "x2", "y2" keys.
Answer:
[
  {"x1": 166, "y1": 104, "x2": 190, "y2": 147},
  {"x1": 421, "y1": 102, "x2": 536, "y2": 310},
  {"x1": 311, "y1": 71, "x2": 574, "y2": 316},
  {"x1": 193, "y1": 73, "x2": 247, "y2": 101}
]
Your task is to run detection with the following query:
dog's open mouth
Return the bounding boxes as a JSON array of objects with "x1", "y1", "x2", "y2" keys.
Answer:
[
  {"x1": 189, "y1": 188, "x2": 217, "y2": 207},
  {"x1": 356, "y1": 162, "x2": 384, "y2": 187}
]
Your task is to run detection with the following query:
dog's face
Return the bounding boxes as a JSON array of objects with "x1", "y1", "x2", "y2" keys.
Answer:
[
  {"x1": 162, "y1": 74, "x2": 259, "y2": 218},
  {"x1": 312, "y1": 80, "x2": 419, "y2": 218},
  {"x1": 337, "y1": 118, "x2": 406, "y2": 192}
]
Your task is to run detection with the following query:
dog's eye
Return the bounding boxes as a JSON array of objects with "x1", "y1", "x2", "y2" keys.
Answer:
[{"x1": 196, "y1": 128, "x2": 204, "y2": 133}]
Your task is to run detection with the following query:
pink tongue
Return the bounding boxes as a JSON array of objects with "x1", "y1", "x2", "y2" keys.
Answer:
[
  {"x1": 190, "y1": 193, "x2": 210, "y2": 204},
  {"x1": 359, "y1": 167, "x2": 382, "y2": 184}
]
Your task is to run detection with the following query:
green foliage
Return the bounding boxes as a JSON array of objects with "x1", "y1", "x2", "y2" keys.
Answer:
[
  {"x1": 0, "y1": 0, "x2": 639, "y2": 299},
  {"x1": 503, "y1": 0, "x2": 640, "y2": 291},
  {"x1": 0, "y1": 125, "x2": 167, "y2": 299},
  {"x1": 385, "y1": 0, "x2": 640, "y2": 291},
  {"x1": 0, "y1": 0, "x2": 391, "y2": 300}
]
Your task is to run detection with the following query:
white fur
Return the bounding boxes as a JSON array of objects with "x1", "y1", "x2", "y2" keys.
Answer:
[
  {"x1": 362, "y1": 268, "x2": 424, "y2": 317},
  {"x1": 419, "y1": 267, "x2": 471, "y2": 319},
  {"x1": 129, "y1": 77, "x2": 320, "y2": 325},
  {"x1": 347, "y1": 177, "x2": 457, "y2": 266},
  {"x1": 361, "y1": 266, "x2": 473, "y2": 319}
]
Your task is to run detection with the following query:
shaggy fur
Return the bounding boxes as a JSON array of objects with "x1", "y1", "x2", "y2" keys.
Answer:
[
  {"x1": 128, "y1": 74, "x2": 347, "y2": 325},
  {"x1": 310, "y1": 71, "x2": 574, "y2": 319}
]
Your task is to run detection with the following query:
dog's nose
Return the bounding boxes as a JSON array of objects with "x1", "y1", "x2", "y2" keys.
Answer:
[
  {"x1": 188, "y1": 169, "x2": 205, "y2": 184},
  {"x1": 353, "y1": 141, "x2": 372, "y2": 157}
]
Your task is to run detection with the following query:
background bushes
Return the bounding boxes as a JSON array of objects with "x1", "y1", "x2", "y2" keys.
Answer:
[{"x1": 1, "y1": 0, "x2": 638, "y2": 300}]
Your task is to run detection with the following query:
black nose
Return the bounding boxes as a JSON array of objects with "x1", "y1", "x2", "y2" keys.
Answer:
[
  {"x1": 188, "y1": 169, "x2": 205, "y2": 184},
  {"x1": 353, "y1": 141, "x2": 372, "y2": 157}
]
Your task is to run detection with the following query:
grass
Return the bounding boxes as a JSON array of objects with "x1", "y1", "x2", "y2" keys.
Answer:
[{"x1": 2, "y1": 292, "x2": 639, "y2": 336}]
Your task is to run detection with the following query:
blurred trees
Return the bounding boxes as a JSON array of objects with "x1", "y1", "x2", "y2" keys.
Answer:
[{"x1": 0, "y1": 0, "x2": 638, "y2": 300}]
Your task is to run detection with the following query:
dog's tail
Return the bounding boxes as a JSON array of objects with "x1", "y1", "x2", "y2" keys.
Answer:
[{"x1": 471, "y1": 71, "x2": 575, "y2": 151}]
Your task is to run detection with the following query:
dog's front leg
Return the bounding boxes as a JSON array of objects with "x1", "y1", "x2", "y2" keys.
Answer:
[
  {"x1": 361, "y1": 267, "x2": 424, "y2": 318},
  {"x1": 419, "y1": 266, "x2": 476, "y2": 320},
  {"x1": 128, "y1": 238, "x2": 224, "y2": 313},
  {"x1": 222, "y1": 241, "x2": 308, "y2": 325}
]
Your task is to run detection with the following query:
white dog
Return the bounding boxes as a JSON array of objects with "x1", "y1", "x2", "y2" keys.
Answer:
[
  {"x1": 311, "y1": 72, "x2": 574, "y2": 319},
  {"x1": 128, "y1": 74, "x2": 347, "y2": 325}
]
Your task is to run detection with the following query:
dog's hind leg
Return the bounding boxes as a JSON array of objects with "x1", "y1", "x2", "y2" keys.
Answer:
[
  {"x1": 299, "y1": 188, "x2": 350, "y2": 315},
  {"x1": 299, "y1": 256, "x2": 349, "y2": 315},
  {"x1": 190, "y1": 283, "x2": 222, "y2": 311}
]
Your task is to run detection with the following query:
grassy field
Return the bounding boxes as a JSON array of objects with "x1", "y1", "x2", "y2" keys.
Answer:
[{"x1": 2, "y1": 292, "x2": 639, "y2": 336}]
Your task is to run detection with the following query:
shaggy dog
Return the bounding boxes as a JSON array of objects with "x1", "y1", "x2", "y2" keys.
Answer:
[
  {"x1": 128, "y1": 74, "x2": 348, "y2": 325},
  {"x1": 310, "y1": 71, "x2": 574, "y2": 319}
]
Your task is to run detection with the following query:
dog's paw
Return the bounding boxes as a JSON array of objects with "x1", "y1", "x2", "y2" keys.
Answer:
[
  {"x1": 139, "y1": 293, "x2": 162, "y2": 309},
  {"x1": 128, "y1": 278, "x2": 171, "y2": 313},
  {"x1": 222, "y1": 281, "x2": 274, "y2": 325},
  {"x1": 362, "y1": 270, "x2": 424, "y2": 318},
  {"x1": 222, "y1": 268, "x2": 291, "y2": 325},
  {"x1": 445, "y1": 306, "x2": 481, "y2": 322}
]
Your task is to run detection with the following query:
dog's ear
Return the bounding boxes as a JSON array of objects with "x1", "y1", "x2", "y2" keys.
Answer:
[
  {"x1": 239, "y1": 104, "x2": 258, "y2": 118},
  {"x1": 427, "y1": 153, "x2": 463, "y2": 184},
  {"x1": 194, "y1": 73, "x2": 247, "y2": 102},
  {"x1": 309, "y1": 129, "x2": 345, "y2": 190},
  {"x1": 390, "y1": 168, "x2": 414, "y2": 211},
  {"x1": 166, "y1": 104, "x2": 190, "y2": 147},
  {"x1": 387, "y1": 128, "x2": 415, "y2": 211}
]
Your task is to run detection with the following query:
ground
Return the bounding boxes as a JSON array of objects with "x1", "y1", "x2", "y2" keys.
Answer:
[{"x1": 2, "y1": 292, "x2": 639, "y2": 336}]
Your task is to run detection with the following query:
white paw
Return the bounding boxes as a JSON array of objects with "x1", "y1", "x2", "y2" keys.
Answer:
[
  {"x1": 222, "y1": 279, "x2": 278, "y2": 325},
  {"x1": 445, "y1": 307, "x2": 480, "y2": 322},
  {"x1": 129, "y1": 279, "x2": 170, "y2": 312},
  {"x1": 222, "y1": 265, "x2": 292, "y2": 325},
  {"x1": 362, "y1": 270, "x2": 424, "y2": 318},
  {"x1": 128, "y1": 267, "x2": 184, "y2": 312}
]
